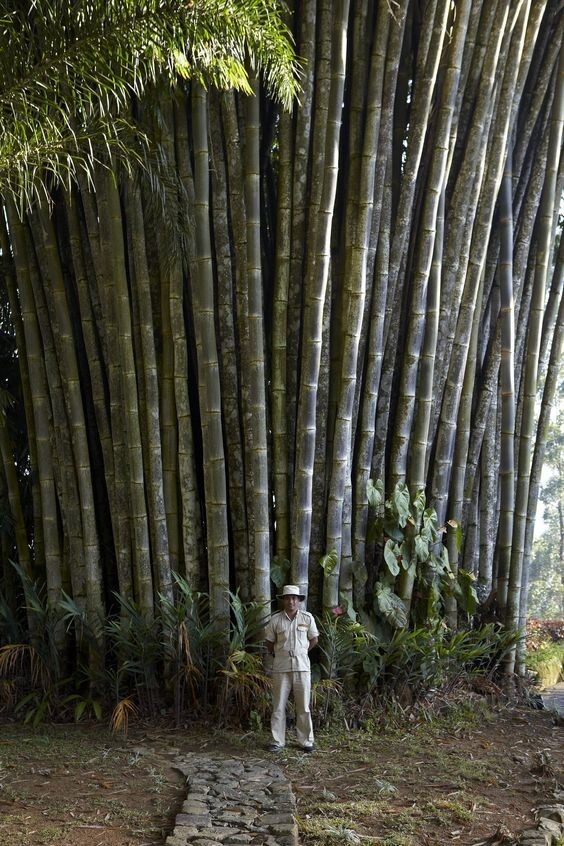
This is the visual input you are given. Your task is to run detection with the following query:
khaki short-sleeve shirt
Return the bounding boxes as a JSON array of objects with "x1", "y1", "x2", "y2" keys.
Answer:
[{"x1": 264, "y1": 610, "x2": 319, "y2": 673}]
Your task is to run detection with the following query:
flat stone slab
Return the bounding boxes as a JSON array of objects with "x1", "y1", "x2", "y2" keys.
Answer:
[{"x1": 167, "y1": 753, "x2": 298, "y2": 846}]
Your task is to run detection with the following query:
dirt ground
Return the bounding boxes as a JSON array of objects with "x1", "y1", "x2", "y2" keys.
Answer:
[{"x1": 0, "y1": 700, "x2": 562, "y2": 846}]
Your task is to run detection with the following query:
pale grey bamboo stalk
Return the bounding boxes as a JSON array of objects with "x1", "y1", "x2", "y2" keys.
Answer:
[
  {"x1": 400, "y1": 185, "x2": 446, "y2": 612},
  {"x1": 152, "y1": 98, "x2": 182, "y2": 581},
  {"x1": 98, "y1": 172, "x2": 154, "y2": 618},
  {"x1": 512, "y1": 0, "x2": 555, "y2": 179},
  {"x1": 294, "y1": 0, "x2": 334, "y2": 499},
  {"x1": 324, "y1": 0, "x2": 394, "y2": 611},
  {"x1": 93, "y1": 169, "x2": 134, "y2": 602},
  {"x1": 478, "y1": 393, "x2": 499, "y2": 600},
  {"x1": 126, "y1": 182, "x2": 173, "y2": 603},
  {"x1": 431, "y1": 0, "x2": 509, "y2": 444},
  {"x1": 0, "y1": 213, "x2": 45, "y2": 585},
  {"x1": 431, "y1": 0, "x2": 532, "y2": 531},
  {"x1": 517, "y1": 271, "x2": 563, "y2": 674},
  {"x1": 462, "y1": 120, "x2": 550, "y2": 520},
  {"x1": 390, "y1": 0, "x2": 469, "y2": 490},
  {"x1": 26, "y1": 216, "x2": 85, "y2": 611},
  {"x1": 408, "y1": 188, "x2": 444, "y2": 492},
  {"x1": 0, "y1": 421, "x2": 32, "y2": 583},
  {"x1": 382, "y1": 0, "x2": 452, "y2": 349},
  {"x1": 462, "y1": 473, "x2": 480, "y2": 579},
  {"x1": 173, "y1": 90, "x2": 205, "y2": 589},
  {"x1": 445, "y1": 262, "x2": 484, "y2": 628},
  {"x1": 286, "y1": 0, "x2": 318, "y2": 497},
  {"x1": 271, "y1": 107, "x2": 293, "y2": 562},
  {"x1": 335, "y1": 0, "x2": 373, "y2": 372},
  {"x1": 221, "y1": 92, "x2": 253, "y2": 572},
  {"x1": 355, "y1": 0, "x2": 412, "y2": 490},
  {"x1": 495, "y1": 146, "x2": 516, "y2": 620},
  {"x1": 351, "y1": 1, "x2": 394, "y2": 449},
  {"x1": 352, "y1": 163, "x2": 391, "y2": 597},
  {"x1": 434, "y1": 0, "x2": 545, "y2": 436},
  {"x1": 452, "y1": 0, "x2": 495, "y2": 168},
  {"x1": 291, "y1": 0, "x2": 350, "y2": 598},
  {"x1": 64, "y1": 193, "x2": 120, "y2": 584},
  {"x1": 3, "y1": 206, "x2": 63, "y2": 608},
  {"x1": 244, "y1": 76, "x2": 271, "y2": 606},
  {"x1": 192, "y1": 82, "x2": 230, "y2": 634},
  {"x1": 271, "y1": 0, "x2": 298, "y2": 563},
  {"x1": 33, "y1": 202, "x2": 111, "y2": 640},
  {"x1": 308, "y1": 269, "x2": 331, "y2": 604},
  {"x1": 208, "y1": 93, "x2": 250, "y2": 598},
  {"x1": 505, "y1": 43, "x2": 563, "y2": 650},
  {"x1": 352, "y1": 0, "x2": 398, "y2": 575}
]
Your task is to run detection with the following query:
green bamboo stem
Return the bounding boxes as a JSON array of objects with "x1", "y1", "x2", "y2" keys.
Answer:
[
  {"x1": 291, "y1": 0, "x2": 350, "y2": 597},
  {"x1": 208, "y1": 92, "x2": 250, "y2": 598},
  {"x1": 192, "y1": 82, "x2": 230, "y2": 635},
  {"x1": 244, "y1": 76, "x2": 271, "y2": 605}
]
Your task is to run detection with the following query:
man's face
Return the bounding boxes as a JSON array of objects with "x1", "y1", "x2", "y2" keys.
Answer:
[{"x1": 282, "y1": 594, "x2": 300, "y2": 617}]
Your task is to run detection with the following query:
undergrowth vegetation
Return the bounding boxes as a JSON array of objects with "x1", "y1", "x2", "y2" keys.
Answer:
[
  {"x1": 525, "y1": 619, "x2": 564, "y2": 688},
  {"x1": 0, "y1": 569, "x2": 519, "y2": 731}
]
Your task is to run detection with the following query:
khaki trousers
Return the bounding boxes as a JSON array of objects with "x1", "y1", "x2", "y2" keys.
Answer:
[{"x1": 270, "y1": 671, "x2": 314, "y2": 748}]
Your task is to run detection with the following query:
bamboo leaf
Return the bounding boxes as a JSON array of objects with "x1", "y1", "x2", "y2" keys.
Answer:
[{"x1": 75, "y1": 700, "x2": 87, "y2": 721}]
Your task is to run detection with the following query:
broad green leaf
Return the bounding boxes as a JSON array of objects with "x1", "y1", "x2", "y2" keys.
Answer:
[
  {"x1": 383, "y1": 540, "x2": 400, "y2": 577},
  {"x1": 320, "y1": 548, "x2": 338, "y2": 576},
  {"x1": 382, "y1": 516, "x2": 404, "y2": 543},
  {"x1": 270, "y1": 556, "x2": 290, "y2": 588},
  {"x1": 367, "y1": 478, "x2": 384, "y2": 508},
  {"x1": 412, "y1": 489, "x2": 426, "y2": 522},
  {"x1": 454, "y1": 569, "x2": 478, "y2": 614},
  {"x1": 392, "y1": 482, "x2": 411, "y2": 527},
  {"x1": 422, "y1": 508, "x2": 439, "y2": 541},
  {"x1": 414, "y1": 534, "x2": 429, "y2": 562},
  {"x1": 375, "y1": 583, "x2": 408, "y2": 629}
]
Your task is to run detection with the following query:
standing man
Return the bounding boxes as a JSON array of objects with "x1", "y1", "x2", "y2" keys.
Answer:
[{"x1": 264, "y1": 585, "x2": 319, "y2": 753}]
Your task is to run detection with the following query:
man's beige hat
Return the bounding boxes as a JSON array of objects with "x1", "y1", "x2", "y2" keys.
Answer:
[{"x1": 277, "y1": 584, "x2": 306, "y2": 600}]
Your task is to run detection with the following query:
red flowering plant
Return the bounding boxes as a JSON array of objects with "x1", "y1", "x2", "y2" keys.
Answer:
[{"x1": 526, "y1": 619, "x2": 564, "y2": 651}]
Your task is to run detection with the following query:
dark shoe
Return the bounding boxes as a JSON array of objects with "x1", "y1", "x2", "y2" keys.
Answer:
[
  {"x1": 301, "y1": 744, "x2": 314, "y2": 753},
  {"x1": 267, "y1": 743, "x2": 283, "y2": 752}
]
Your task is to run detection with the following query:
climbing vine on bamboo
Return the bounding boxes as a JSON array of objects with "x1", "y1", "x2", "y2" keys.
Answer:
[{"x1": 366, "y1": 480, "x2": 477, "y2": 629}]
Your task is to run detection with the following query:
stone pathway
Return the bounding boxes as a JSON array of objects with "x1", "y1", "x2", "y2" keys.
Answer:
[{"x1": 165, "y1": 753, "x2": 298, "y2": 846}]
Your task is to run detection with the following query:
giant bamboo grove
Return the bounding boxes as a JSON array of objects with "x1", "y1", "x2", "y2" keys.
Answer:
[{"x1": 0, "y1": 0, "x2": 563, "y2": 676}]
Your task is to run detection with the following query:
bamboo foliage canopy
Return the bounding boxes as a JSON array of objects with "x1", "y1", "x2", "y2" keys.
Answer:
[{"x1": 0, "y1": 0, "x2": 562, "y2": 674}]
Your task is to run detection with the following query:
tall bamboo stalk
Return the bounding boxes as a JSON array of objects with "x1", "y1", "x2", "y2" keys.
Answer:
[
  {"x1": 291, "y1": 0, "x2": 350, "y2": 597},
  {"x1": 244, "y1": 77, "x2": 271, "y2": 605},
  {"x1": 192, "y1": 83, "x2": 230, "y2": 634},
  {"x1": 505, "y1": 42, "x2": 563, "y2": 651}
]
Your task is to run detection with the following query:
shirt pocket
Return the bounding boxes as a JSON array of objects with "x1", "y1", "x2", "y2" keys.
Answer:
[{"x1": 297, "y1": 623, "x2": 309, "y2": 646}]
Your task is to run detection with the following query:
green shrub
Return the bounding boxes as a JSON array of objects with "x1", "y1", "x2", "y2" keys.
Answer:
[{"x1": 526, "y1": 642, "x2": 564, "y2": 688}]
